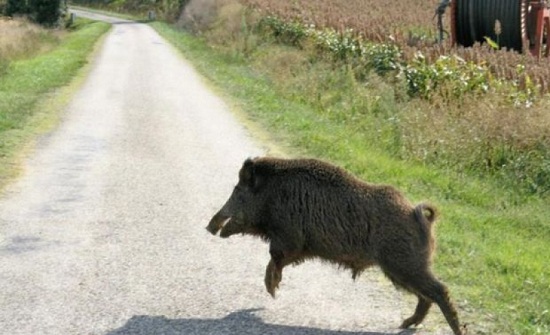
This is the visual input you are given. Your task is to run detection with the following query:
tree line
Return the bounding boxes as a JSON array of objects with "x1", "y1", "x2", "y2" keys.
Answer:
[
  {"x1": 2, "y1": 0, "x2": 66, "y2": 26},
  {"x1": 0, "y1": 0, "x2": 190, "y2": 26}
]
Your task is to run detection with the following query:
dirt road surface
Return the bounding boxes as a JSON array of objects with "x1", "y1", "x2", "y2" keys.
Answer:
[{"x1": 0, "y1": 10, "x2": 451, "y2": 335}]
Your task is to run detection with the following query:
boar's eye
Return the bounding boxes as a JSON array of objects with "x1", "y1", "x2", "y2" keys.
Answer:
[
  {"x1": 234, "y1": 184, "x2": 247, "y2": 196},
  {"x1": 233, "y1": 189, "x2": 248, "y2": 205}
]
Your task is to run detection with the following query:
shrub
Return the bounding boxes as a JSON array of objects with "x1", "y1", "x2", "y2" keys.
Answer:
[
  {"x1": 4, "y1": 0, "x2": 62, "y2": 27},
  {"x1": 399, "y1": 52, "x2": 491, "y2": 101},
  {"x1": 29, "y1": 0, "x2": 62, "y2": 27},
  {"x1": 5, "y1": 0, "x2": 30, "y2": 16}
]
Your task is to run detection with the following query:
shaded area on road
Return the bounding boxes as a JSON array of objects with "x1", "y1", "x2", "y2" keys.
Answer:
[
  {"x1": 0, "y1": 235, "x2": 60, "y2": 254},
  {"x1": 106, "y1": 308, "x2": 416, "y2": 335}
]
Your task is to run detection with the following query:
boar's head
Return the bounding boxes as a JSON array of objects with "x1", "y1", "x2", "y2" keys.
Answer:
[{"x1": 207, "y1": 158, "x2": 266, "y2": 238}]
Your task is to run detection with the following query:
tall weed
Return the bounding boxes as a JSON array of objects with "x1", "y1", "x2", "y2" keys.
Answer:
[{"x1": 0, "y1": 17, "x2": 60, "y2": 68}]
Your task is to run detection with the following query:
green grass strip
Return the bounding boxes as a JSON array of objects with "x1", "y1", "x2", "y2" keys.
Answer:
[{"x1": 0, "y1": 19, "x2": 110, "y2": 188}]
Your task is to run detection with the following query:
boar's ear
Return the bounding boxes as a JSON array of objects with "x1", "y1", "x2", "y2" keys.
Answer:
[
  {"x1": 240, "y1": 158, "x2": 264, "y2": 191},
  {"x1": 239, "y1": 158, "x2": 255, "y2": 184}
]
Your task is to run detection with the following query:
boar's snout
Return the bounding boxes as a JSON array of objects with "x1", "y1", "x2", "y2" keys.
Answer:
[
  {"x1": 207, "y1": 211, "x2": 247, "y2": 238},
  {"x1": 206, "y1": 212, "x2": 230, "y2": 236}
]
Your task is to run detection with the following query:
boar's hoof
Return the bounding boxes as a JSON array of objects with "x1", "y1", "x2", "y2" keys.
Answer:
[
  {"x1": 399, "y1": 318, "x2": 418, "y2": 329},
  {"x1": 265, "y1": 261, "x2": 281, "y2": 298}
]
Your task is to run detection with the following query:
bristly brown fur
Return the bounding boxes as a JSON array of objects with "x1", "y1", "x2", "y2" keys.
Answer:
[{"x1": 207, "y1": 157, "x2": 464, "y2": 335}]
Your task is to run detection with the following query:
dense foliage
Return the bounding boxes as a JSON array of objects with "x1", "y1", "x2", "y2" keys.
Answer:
[{"x1": 3, "y1": 0, "x2": 63, "y2": 27}]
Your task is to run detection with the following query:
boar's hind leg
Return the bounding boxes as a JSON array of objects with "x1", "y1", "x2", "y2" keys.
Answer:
[
  {"x1": 385, "y1": 266, "x2": 463, "y2": 335},
  {"x1": 399, "y1": 296, "x2": 432, "y2": 329},
  {"x1": 413, "y1": 276, "x2": 463, "y2": 335},
  {"x1": 264, "y1": 249, "x2": 302, "y2": 298}
]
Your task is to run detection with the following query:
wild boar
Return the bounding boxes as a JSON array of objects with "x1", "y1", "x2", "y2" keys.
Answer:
[{"x1": 207, "y1": 157, "x2": 464, "y2": 335}]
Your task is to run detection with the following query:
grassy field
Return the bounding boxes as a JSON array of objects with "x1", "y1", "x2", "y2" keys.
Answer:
[
  {"x1": 150, "y1": 11, "x2": 550, "y2": 334},
  {"x1": 0, "y1": 17, "x2": 110, "y2": 189}
]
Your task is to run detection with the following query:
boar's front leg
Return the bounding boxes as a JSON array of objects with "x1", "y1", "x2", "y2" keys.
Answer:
[
  {"x1": 264, "y1": 248, "x2": 302, "y2": 298},
  {"x1": 265, "y1": 258, "x2": 280, "y2": 298}
]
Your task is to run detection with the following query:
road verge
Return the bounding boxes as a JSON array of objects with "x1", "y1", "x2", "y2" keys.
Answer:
[{"x1": 0, "y1": 19, "x2": 110, "y2": 191}]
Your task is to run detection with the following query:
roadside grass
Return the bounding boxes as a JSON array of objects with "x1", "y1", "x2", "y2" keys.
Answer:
[
  {"x1": 0, "y1": 17, "x2": 62, "y2": 74},
  {"x1": 151, "y1": 21, "x2": 550, "y2": 334},
  {"x1": 0, "y1": 18, "x2": 110, "y2": 189}
]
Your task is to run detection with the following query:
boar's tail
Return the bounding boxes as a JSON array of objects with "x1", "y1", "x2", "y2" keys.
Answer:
[
  {"x1": 415, "y1": 203, "x2": 438, "y2": 226},
  {"x1": 414, "y1": 203, "x2": 438, "y2": 250}
]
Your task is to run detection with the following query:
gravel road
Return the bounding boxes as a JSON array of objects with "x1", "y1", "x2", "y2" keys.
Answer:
[{"x1": 0, "y1": 10, "x2": 451, "y2": 335}]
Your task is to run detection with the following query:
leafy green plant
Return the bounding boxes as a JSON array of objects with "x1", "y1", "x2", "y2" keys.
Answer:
[
  {"x1": 363, "y1": 42, "x2": 400, "y2": 75},
  {"x1": 399, "y1": 53, "x2": 491, "y2": 100},
  {"x1": 484, "y1": 36, "x2": 499, "y2": 50},
  {"x1": 509, "y1": 64, "x2": 539, "y2": 108}
]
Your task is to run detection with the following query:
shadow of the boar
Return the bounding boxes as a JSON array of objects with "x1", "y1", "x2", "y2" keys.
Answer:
[{"x1": 106, "y1": 309, "x2": 417, "y2": 335}]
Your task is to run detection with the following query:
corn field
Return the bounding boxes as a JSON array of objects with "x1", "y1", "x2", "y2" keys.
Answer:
[{"x1": 242, "y1": 0, "x2": 550, "y2": 97}]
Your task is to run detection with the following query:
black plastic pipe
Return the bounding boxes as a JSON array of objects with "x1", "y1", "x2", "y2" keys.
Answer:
[{"x1": 454, "y1": 0, "x2": 526, "y2": 52}]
